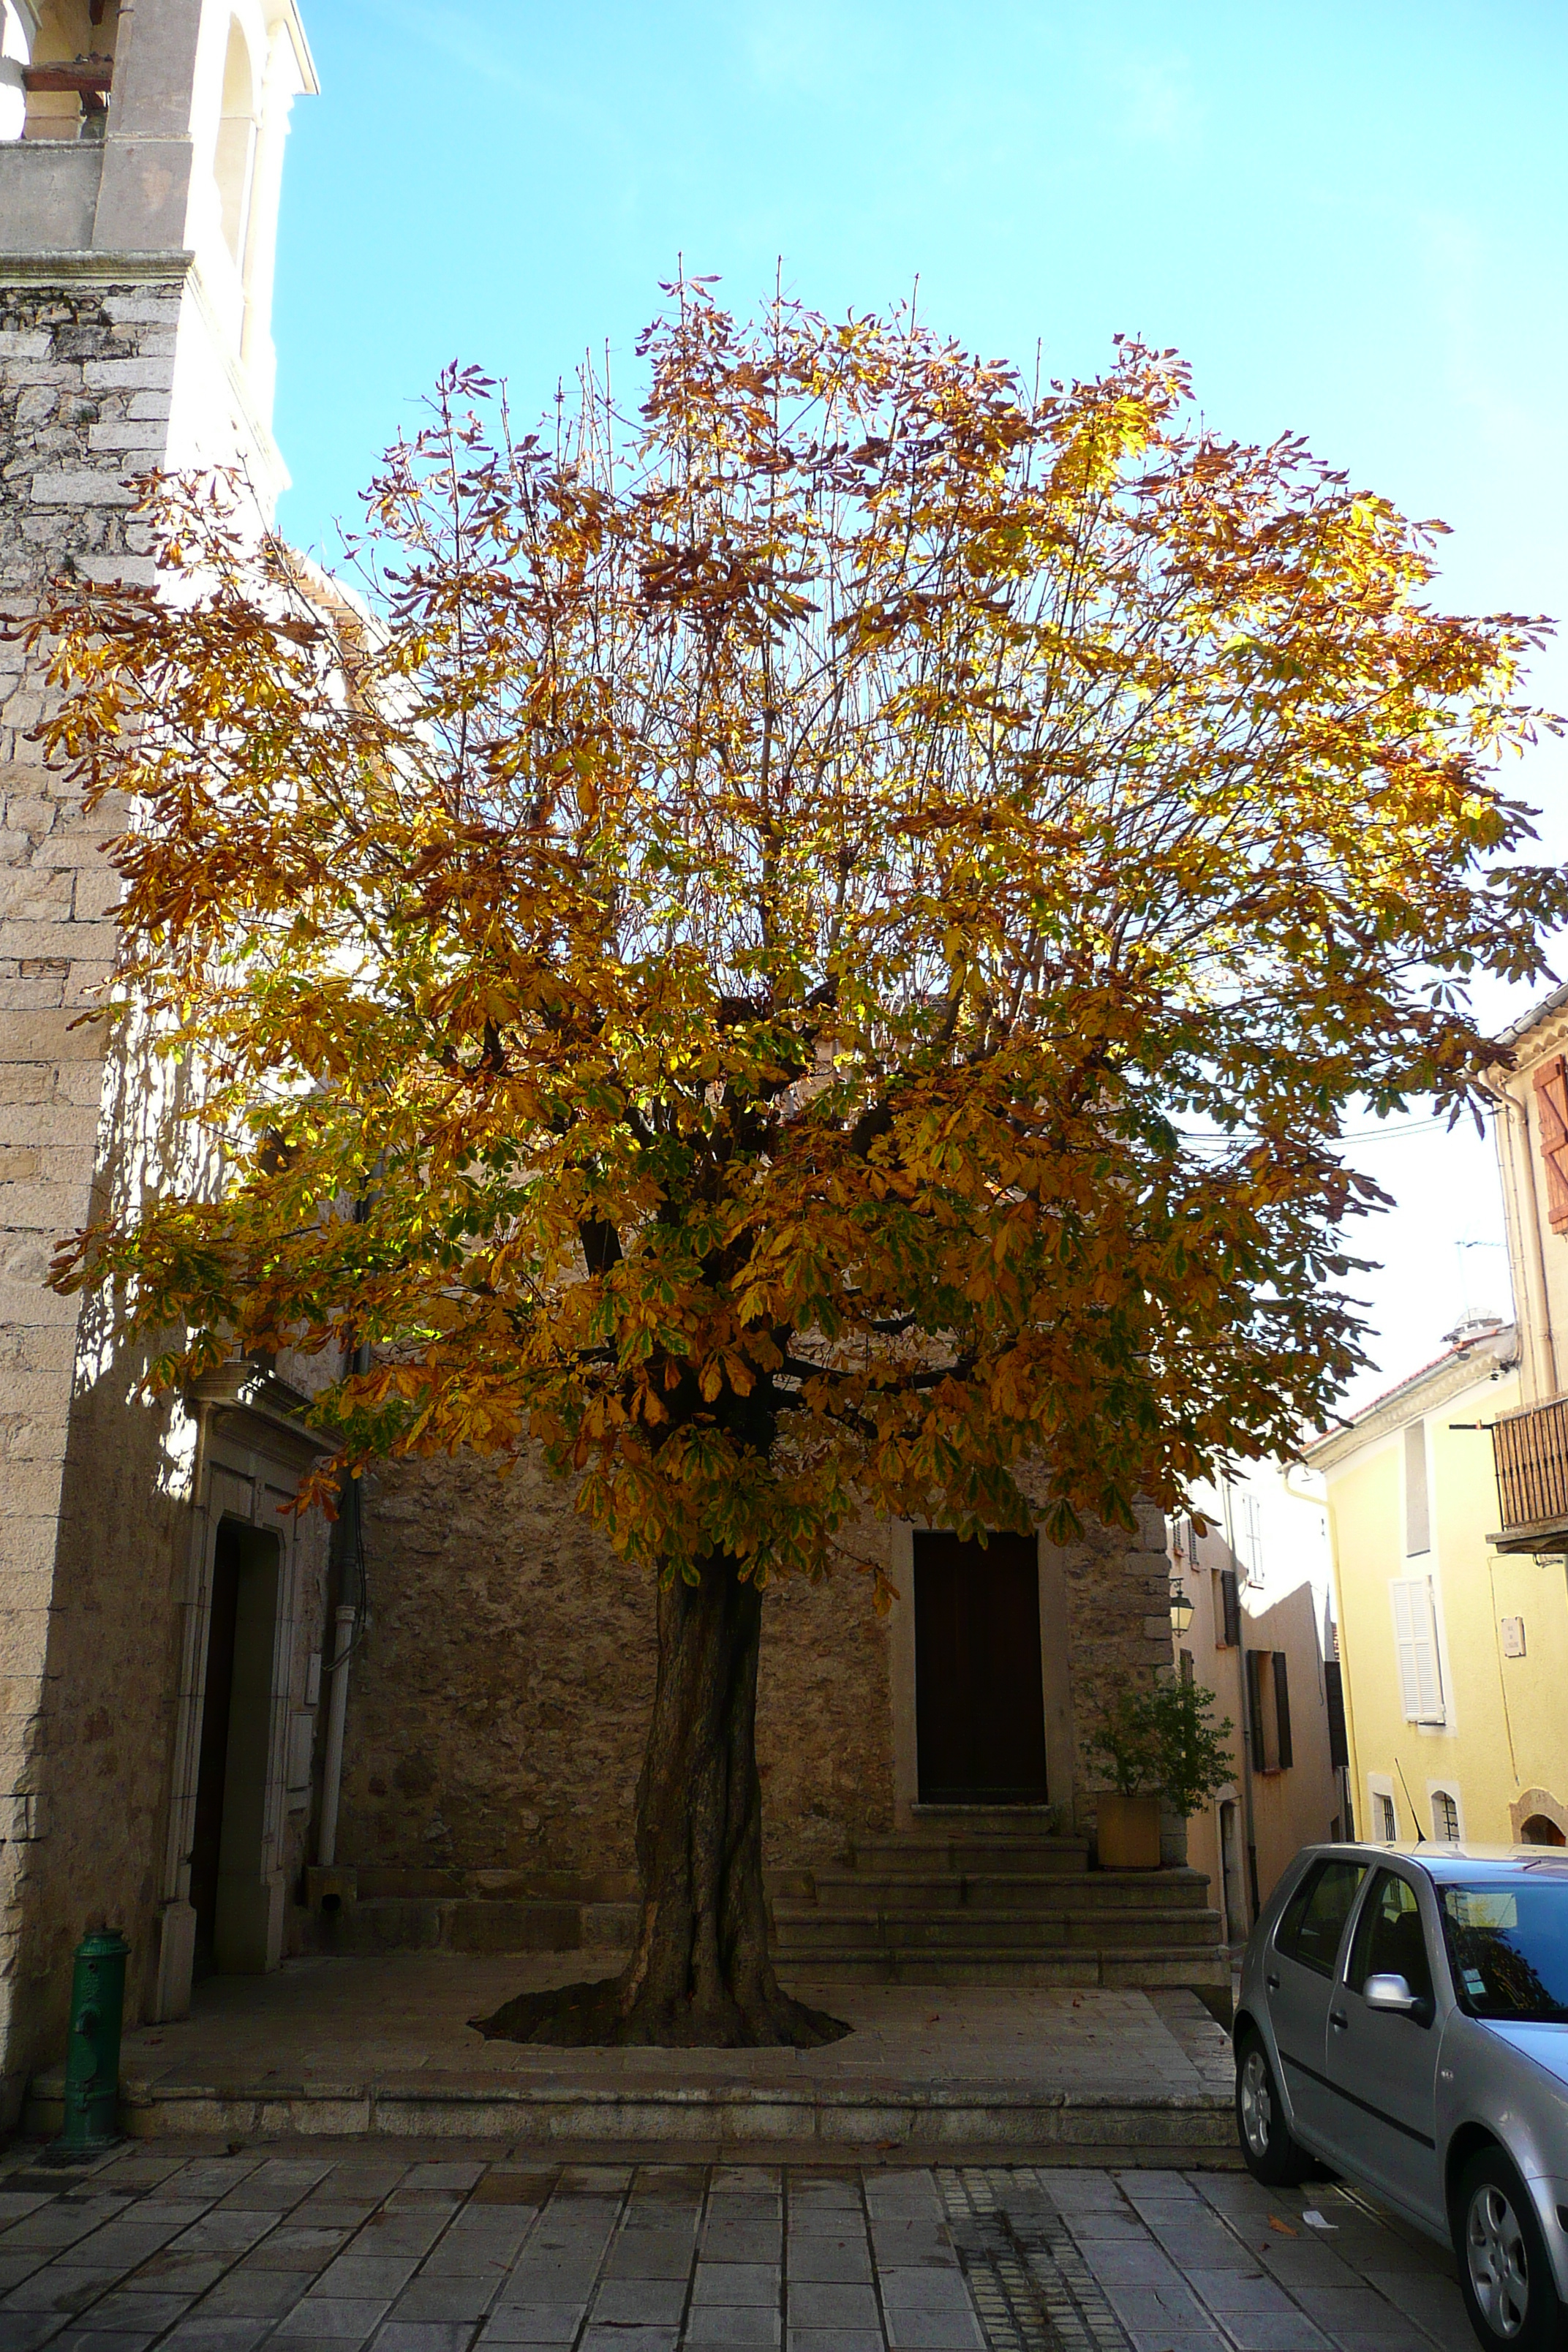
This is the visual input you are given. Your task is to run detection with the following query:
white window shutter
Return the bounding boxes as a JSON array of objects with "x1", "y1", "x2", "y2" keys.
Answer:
[
  {"x1": 1414, "y1": 1580, "x2": 1444, "y2": 1719},
  {"x1": 1392, "y1": 1577, "x2": 1445, "y2": 1722},
  {"x1": 1392, "y1": 1580, "x2": 1422, "y2": 1717}
]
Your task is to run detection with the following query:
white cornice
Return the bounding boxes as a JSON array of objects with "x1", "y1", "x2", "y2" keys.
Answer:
[{"x1": 1305, "y1": 1330, "x2": 1518, "y2": 1471}]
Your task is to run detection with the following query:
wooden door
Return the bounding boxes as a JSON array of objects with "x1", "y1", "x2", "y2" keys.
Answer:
[
  {"x1": 189, "y1": 1520, "x2": 242, "y2": 1980},
  {"x1": 913, "y1": 1531, "x2": 1049, "y2": 1803}
]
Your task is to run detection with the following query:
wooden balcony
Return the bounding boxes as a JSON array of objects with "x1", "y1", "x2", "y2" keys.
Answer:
[{"x1": 1490, "y1": 1395, "x2": 1568, "y2": 1552}]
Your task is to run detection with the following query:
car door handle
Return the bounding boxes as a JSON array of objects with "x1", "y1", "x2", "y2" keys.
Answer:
[
  {"x1": 1266, "y1": 1973, "x2": 1280, "y2": 1991},
  {"x1": 1329, "y1": 2008, "x2": 1348, "y2": 2029}
]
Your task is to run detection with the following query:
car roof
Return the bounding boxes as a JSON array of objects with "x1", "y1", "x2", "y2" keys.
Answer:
[{"x1": 1303, "y1": 1842, "x2": 1568, "y2": 1881}]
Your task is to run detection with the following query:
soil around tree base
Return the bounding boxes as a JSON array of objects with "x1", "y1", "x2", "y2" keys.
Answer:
[{"x1": 469, "y1": 1972, "x2": 852, "y2": 2049}]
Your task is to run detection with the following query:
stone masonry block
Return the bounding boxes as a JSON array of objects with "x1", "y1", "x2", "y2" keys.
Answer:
[
  {"x1": 0, "y1": 1234, "x2": 51, "y2": 1286},
  {"x1": 101, "y1": 293, "x2": 184, "y2": 325},
  {"x1": 69, "y1": 868, "x2": 123, "y2": 921},
  {"x1": 0, "y1": 1147, "x2": 39, "y2": 1181},
  {"x1": 0, "y1": 1066, "x2": 51, "y2": 1105},
  {"x1": 0, "y1": 973, "x2": 64, "y2": 1009},
  {"x1": 0, "y1": 333, "x2": 50, "y2": 361},
  {"x1": 29, "y1": 470, "x2": 137, "y2": 507},
  {"x1": 34, "y1": 832, "x2": 125, "y2": 872},
  {"x1": 0, "y1": 1320, "x2": 78, "y2": 1371},
  {"x1": 0, "y1": 921, "x2": 86, "y2": 960},
  {"x1": 82, "y1": 357, "x2": 173, "y2": 392},
  {"x1": 0, "y1": 871, "x2": 72, "y2": 925},
  {"x1": 62, "y1": 961, "x2": 115, "y2": 1005},
  {"x1": 0, "y1": 1613, "x2": 54, "y2": 1678},
  {"x1": 0, "y1": 1371, "x2": 69, "y2": 1420},
  {"x1": 86, "y1": 422, "x2": 167, "y2": 456},
  {"x1": 0, "y1": 1103, "x2": 99, "y2": 1148},
  {"x1": 0, "y1": 1460, "x2": 69, "y2": 1520},
  {"x1": 0, "y1": 1010, "x2": 109, "y2": 1060},
  {"x1": 72, "y1": 554, "x2": 159, "y2": 588},
  {"x1": 51, "y1": 1062, "x2": 108, "y2": 1106},
  {"x1": 0, "y1": 1181, "x2": 93, "y2": 1232}
]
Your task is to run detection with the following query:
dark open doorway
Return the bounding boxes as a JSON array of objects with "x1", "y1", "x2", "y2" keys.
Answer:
[
  {"x1": 913, "y1": 1530, "x2": 1048, "y2": 1804},
  {"x1": 189, "y1": 1519, "x2": 280, "y2": 1976}
]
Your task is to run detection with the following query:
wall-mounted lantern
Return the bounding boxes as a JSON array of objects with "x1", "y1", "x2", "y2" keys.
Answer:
[{"x1": 1169, "y1": 1578, "x2": 1195, "y2": 1638}]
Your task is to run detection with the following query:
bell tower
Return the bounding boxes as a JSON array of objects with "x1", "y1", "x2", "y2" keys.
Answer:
[
  {"x1": 0, "y1": 0, "x2": 316, "y2": 2122},
  {"x1": 1, "y1": 0, "x2": 316, "y2": 513}
]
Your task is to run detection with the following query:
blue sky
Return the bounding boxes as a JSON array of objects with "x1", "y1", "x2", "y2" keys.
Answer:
[{"x1": 270, "y1": 0, "x2": 1567, "y2": 1402}]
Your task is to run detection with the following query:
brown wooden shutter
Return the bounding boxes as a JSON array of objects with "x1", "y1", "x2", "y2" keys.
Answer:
[
  {"x1": 1324, "y1": 1658, "x2": 1349, "y2": 1770},
  {"x1": 1221, "y1": 1570, "x2": 1241, "y2": 1648},
  {"x1": 1272, "y1": 1651, "x2": 1293, "y2": 1769},
  {"x1": 1534, "y1": 1057, "x2": 1568, "y2": 1232},
  {"x1": 1246, "y1": 1650, "x2": 1267, "y2": 1771}
]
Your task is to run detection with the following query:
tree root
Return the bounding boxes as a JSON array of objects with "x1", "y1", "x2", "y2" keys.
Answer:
[{"x1": 469, "y1": 1972, "x2": 851, "y2": 2049}]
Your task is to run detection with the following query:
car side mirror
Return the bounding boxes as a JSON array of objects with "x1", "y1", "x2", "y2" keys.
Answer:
[
  {"x1": 1365, "y1": 1971, "x2": 1432, "y2": 2023},
  {"x1": 1365, "y1": 1972, "x2": 1416, "y2": 2010}
]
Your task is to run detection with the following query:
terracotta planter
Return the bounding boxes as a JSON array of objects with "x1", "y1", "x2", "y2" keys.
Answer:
[{"x1": 1096, "y1": 1791, "x2": 1162, "y2": 1870}]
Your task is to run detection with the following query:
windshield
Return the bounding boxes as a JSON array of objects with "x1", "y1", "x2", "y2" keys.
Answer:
[{"x1": 1440, "y1": 1882, "x2": 1568, "y2": 2024}]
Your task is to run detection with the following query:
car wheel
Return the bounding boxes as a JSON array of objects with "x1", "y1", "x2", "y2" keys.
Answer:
[
  {"x1": 1234, "y1": 2027, "x2": 1313, "y2": 2186},
  {"x1": 1455, "y1": 2147, "x2": 1563, "y2": 2351}
]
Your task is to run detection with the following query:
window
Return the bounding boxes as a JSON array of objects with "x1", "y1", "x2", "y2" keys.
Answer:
[
  {"x1": 1347, "y1": 1869, "x2": 1435, "y2": 2012},
  {"x1": 1246, "y1": 1649, "x2": 1294, "y2": 1772},
  {"x1": 1273, "y1": 1652, "x2": 1294, "y2": 1769},
  {"x1": 1433, "y1": 1790, "x2": 1460, "y2": 1842},
  {"x1": 1390, "y1": 1578, "x2": 1445, "y2": 1722},
  {"x1": 1441, "y1": 1883, "x2": 1568, "y2": 2022},
  {"x1": 1375, "y1": 1790, "x2": 1397, "y2": 1842},
  {"x1": 1276, "y1": 1858, "x2": 1368, "y2": 1977},
  {"x1": 1178, "y1": 1648, "x2": 1194, "y2": 1686},
  {"x1": 1534, "y1": 1056, "x2": 1568, "y2": 1233},
  {"x1": 1404, "y1": 1422, "x2": 1430, "y2": 1556},
  {"x1": 1218, "y1": 1569, "x2": 1241, "y2": 1649}
]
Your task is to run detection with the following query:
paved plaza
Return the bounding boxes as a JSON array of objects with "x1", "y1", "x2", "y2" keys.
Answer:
[
  {"x1": 0, "y1": 2146, "x2": 1470, "y2": 2352},
  {"x1": 24, "y1": 1964, "x2": 1234, "y2": 2161}
]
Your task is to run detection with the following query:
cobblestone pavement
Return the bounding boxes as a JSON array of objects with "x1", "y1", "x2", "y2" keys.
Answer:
[{"x1": 0, "y1": 2147, "x2": 1471, "y2": 2352}]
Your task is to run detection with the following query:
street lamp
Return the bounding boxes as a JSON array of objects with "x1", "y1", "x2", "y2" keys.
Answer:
[{"x1": 1169, "y1": 1578, "x2": 1194, "y2": 1637}]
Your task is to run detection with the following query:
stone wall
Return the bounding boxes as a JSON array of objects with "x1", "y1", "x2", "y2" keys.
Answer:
[
  {"x1": 0, "y1": 270, "x2": 189, "y2": 2114},
  {"x1": 341, "y1": 1453, "x2": 898, "y2": 1888},
  {"x1": 339, "y1": 1455, "x2": 1169, "y2": 1890},
  {"x1": 1057, "y1": 1501, "x2": 1187, "y2": 1853}
]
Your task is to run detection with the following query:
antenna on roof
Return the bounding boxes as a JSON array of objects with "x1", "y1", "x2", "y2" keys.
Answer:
[{"x1": 1395, "y1": 1758, "x2": 1427, "y2": 1842}]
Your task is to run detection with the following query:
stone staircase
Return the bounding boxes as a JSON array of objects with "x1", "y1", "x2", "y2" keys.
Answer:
[
  {"x1": 768, "y1": 1809, "x2": 1227, "y2": 1992},
  {"x1": 310, "y1": 1811, "x2": 1226, "y2": 1997}
]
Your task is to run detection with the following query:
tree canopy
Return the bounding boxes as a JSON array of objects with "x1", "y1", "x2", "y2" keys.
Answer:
[{"x1": 40, "y1": 284, "x2": 1564, "y2": 1589}]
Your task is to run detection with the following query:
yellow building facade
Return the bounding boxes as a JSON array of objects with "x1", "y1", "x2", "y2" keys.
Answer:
[{"x1": 1308, "y1": 1322, "x2": 1568, "y2": 1850}]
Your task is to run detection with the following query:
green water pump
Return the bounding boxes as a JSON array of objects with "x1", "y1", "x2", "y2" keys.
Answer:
[{"x1": 60, "y1": 1929, "x2": 128, "y2": 2151}]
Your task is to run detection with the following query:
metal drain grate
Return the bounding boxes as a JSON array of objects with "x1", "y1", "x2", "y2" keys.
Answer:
[{"x1": 938, "y1": 2167, "x2": 1134, "y2": 2352}]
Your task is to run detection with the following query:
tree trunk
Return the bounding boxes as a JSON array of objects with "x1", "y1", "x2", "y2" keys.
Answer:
[{"x1": 471, "y1": 1556, "x2": 849, "y2": 2048}]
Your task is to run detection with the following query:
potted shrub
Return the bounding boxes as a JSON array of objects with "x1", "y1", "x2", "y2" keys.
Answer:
[{"x1": 1091, "y1": 1678, "x2": 1235, "y2": 1869}]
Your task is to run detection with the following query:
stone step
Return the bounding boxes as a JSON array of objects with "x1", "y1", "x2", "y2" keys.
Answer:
[
  {"x1": 772, "y1": 1907, "x2": 1224, "y2": 1956},
  {"x1": 765, "y1": 1950, "x2": 1234, "y2": 1989},
  {"x1": 844, "y1": 1836, "x2": 1090, "y2": 1877},
  {"x1": 808, "y1": 1871, "x2": 1213, "y2": 1915},
  {"x1": 325, "y1": 1896, "x2": 639, "y2": 1959}
]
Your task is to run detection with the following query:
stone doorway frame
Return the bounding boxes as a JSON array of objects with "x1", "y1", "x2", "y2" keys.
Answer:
[
  {"x1": 151, "y1": 1366, "x2": 333, "y2": 2023},
  {"x1": 1511, "y1": 1786, "x2": 1568, "y2": 1845},
  {"x1": 886, "y1": 1524, "x2": 1077, "y2": 1832}
]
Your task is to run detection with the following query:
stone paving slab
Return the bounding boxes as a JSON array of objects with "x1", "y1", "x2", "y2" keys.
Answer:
[
  {"x1": 26, "y1": 1960, "x2": 1235, "y2": 2162},
  {"x1": 0, "y1": 2147, "x2": 1469, "y2": 2351}
]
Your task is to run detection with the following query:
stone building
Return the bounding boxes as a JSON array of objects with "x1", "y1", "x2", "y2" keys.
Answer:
[
  {"x1": 0, "y1": 0, "x2": 328, "y2": 2125},
  {"x1": 0, "y1": 0, "x2": 1221, "y2": 2126}
]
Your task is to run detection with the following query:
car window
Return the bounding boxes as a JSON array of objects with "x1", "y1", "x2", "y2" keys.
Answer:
[
  {"x1": 1275, "y1": 1858, "x2": 1368, "y2": 1977},
  {"x1": 1439, "y1": 1882, "x2": 1568, "y2": 2024},
  {"x1": 1347, "y1": 1869, "x2": 1434, "y2": 2005}
]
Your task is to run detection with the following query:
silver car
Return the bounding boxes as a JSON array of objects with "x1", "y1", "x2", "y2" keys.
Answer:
[{"x1": 1236, "y1": 1843, "x2": 1568, "y2": 2351}]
